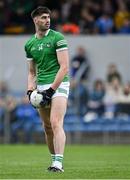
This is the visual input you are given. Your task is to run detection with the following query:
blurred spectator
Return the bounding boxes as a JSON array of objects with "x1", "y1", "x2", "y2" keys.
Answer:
[
  {"x1": 80, "y1": 6, "x2": 95, "y2": 34},
  {"x1": 87, "y1": 1, "x2": 102, "y2": 20},
  {"x1": 69, "y1": 80, "x2": 89, "y2": 116},
  {"x1": 68, "y1": 0, "x2": 82, "y2": 25},
  {"x1": 11, "y1": 96, "x2": 39, "y2": 143},
  {"x1": 106, "y1": 64, "x2": 122, "y2": 84},
  {"x1": 118, "y1": 18, "x2": 130, "y2": 34},
  {"x1": 102, "y1": 0, "x2": 114, "y2": 15},
  {"x1": 50, "y1": 9, "x2": 62, "y2": 31},
  {"x1": 0, "y1": 81, "x2": 16, "y2": 138},
  {"x1": 71, "y1": 46, "x2": 90, "y2": 80},
  {"x1": 118, "y1": 83, "x2": 130, "y2": 103},
  {"x1": 0, "y1": 81, "x2": 9, "y2": 98},
  {"x1": 87, "y1": 79, "x2": 105, "y2": 116},
  {"x1": 6, "y1": 0, "x2": 35, "y2": 34},
  {"x1": 114, "y1": 0, "x2": 130, "y2": 31},
  {"x1": 60, "y1": 0, "x2": 71, "y2": 22},
  {"x1": 0, "y1": 0, "x2": 130, "y2": 34},
  {"x1": 103, "y1": 77, "x2": 122, "y2": 118},
  {"x1": 69, "y1": 46, "x2": 90, "y2": 116},
  {"x1": 7, "y1": 96, "x2": 17, "y2": 124},
  {"x1": 94, "y1": 12, "x2": 114, "y2": 34},
  {"x1": 62, "y1": 22, "x2": 80, "y2": 34},
  {"x1": 116, "y1": 83, "x2": 130, "y2": 116}
]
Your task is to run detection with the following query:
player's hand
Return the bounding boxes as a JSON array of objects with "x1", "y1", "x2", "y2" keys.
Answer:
[
  {"x1": 40, "y1": 87, "x2": 55, "y2": 106},
  {"x1": 27, "y1": 90, "x2": 37, "y2": 108},
  {"x1": 27, "y1": 90, "x2": 33, "y2": 101}
]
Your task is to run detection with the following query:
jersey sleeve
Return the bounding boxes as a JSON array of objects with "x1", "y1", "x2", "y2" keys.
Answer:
[
  {"x1": 55, "y1": 32, "x2": 68, "y2": 52},
  {"x1": 24, "y1": 43, "x2": 33, "y2": 61}
]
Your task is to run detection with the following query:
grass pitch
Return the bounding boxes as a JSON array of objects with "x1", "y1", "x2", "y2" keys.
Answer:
[{"x1": 0, "y1": 145, "x2": 130, "y2": 179}]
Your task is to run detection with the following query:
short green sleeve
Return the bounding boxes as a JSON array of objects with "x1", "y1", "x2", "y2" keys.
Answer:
[
  {"x1": 55, "y1": 32, "x2": 68, "y2": 51},
  {"x1": 24, "y1": 44, "x2": 33, "y2": 59}
]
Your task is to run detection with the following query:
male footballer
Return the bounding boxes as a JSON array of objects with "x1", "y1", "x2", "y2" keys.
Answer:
[{"x1": 24, "y1": 6, "x2": 70, "y2": 172}]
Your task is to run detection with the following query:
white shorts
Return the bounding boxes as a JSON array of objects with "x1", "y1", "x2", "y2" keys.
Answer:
[{"x1": 37, "y1": 82, "x2": 70, "y2": 99}]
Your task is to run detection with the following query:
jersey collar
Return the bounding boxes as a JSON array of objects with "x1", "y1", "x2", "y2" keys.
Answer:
[
  {"x1": 45, "y1": 29, "x2": 50, "y2": 36},
  {"x1": 35, "y1": 29, "x2": 50, "y2": 38}
]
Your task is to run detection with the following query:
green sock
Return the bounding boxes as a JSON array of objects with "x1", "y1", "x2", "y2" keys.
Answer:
[
  {"x1": 55, "y1": 154, "x2": 63, "y2": 163},
  {"x1": 53, "y1": 154, "x2": 63, "y2": 169}
]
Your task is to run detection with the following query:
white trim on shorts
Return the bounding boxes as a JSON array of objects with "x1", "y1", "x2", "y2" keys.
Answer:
[{"x1": 37, "y1": 82, "x2": 70, "y2": 99}]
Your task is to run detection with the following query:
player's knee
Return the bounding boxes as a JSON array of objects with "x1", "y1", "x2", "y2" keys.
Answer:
[
  {"x1": 44, "y1": 124, "x2": 53, "y2": 135},
  {"x1": 51, "y1": 118, "x2": 62, "y2": 132}
]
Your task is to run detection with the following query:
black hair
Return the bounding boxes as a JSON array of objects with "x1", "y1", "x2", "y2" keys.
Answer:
[{"x1": 31, "y1": 6, "x2": 51, "y2": 19}]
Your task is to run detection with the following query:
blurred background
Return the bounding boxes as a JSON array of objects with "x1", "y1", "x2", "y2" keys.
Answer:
[{"x1": 0, "y1": 0, "x2": 130, "y2": 144}]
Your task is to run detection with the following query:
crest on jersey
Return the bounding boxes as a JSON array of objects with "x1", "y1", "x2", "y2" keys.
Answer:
[{"x1": 38, "y1": 42, "x2": 52, "y2": 51}]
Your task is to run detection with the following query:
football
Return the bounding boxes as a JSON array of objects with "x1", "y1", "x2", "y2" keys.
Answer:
[{"x1": 30, "y1": 89, "x2": 43, "y2": 108}]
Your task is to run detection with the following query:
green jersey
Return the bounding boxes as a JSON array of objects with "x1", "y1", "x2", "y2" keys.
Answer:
[{"x1": 24, "y1": 29, "x2": 69, "y2": 85}]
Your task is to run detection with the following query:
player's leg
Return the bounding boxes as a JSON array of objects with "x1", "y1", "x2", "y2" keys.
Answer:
[
  {"x1": 38, "y1": 107, "x2": 55, "y2": 167},
  {"x1": 50, "y1": 96, "x2": 67, "y2": 171}
]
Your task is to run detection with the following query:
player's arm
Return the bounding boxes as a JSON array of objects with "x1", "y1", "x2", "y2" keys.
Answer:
[
  {"x1": 27, "y1": 60, "x2": 36, "y2": 91},
  {"x1": 26, "y1": 60, "x2": 36, "y2": 100},
  {"x1": 51, "y1": 49, "x2": 69, "y2": 90},
  {"x1": 24, "y1": 43, "x2": 36, "y2": 100}
]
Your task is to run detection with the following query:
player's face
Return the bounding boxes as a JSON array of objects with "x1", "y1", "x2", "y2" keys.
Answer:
[{"x1": 35, "y1": 13, "x2": 50, "y2": 31}]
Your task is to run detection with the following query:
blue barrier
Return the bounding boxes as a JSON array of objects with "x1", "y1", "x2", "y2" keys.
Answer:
[{"x1": 64, "y1": 115, "x2": 130, "y2": 132}]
